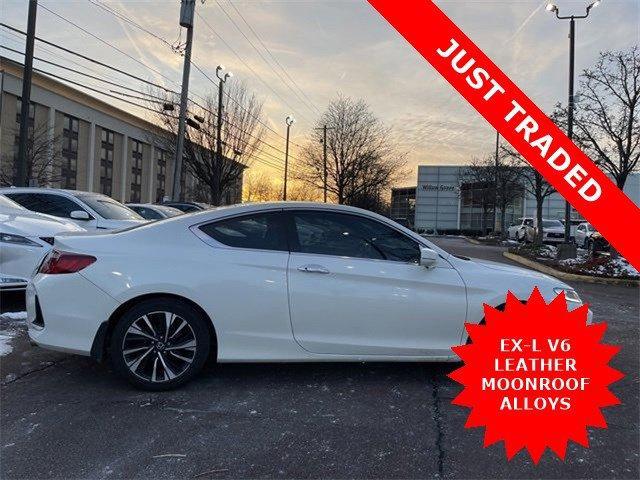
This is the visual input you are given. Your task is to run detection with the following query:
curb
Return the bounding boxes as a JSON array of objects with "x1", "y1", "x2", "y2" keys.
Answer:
[
  {"x1": 502, "y1": 252, "x2": 640, "y2": 287},
  {"x1": 462, "y1": 236, "x2": 481, "y2": 245}
]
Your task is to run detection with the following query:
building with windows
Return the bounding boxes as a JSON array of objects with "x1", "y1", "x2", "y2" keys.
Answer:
[
  {"x1": 0, "y1": 57, "x2": 243, "y2": 204},
  {"x1": 414, "y1": 165, "x2": 640, "y2": 234},
  {"x1": 390, "y1": 186, "x2": 416, "y2": 227}
]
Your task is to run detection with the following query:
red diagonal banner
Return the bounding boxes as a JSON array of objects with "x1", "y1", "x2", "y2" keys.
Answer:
[{"x1": 368, "y1": 0, "x2": 640, "y2": 269}]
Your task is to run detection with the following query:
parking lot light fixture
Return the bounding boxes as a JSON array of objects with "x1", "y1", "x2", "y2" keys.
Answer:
[
  {"x1": 283, "y1": 115, "x2": 295, "y2": 201},
  {"x1": 546, "y1": 0, "x2": 603, "y2": 259}
]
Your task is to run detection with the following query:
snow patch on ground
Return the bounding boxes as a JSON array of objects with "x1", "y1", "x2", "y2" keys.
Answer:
[
  {"x1": 559, "y1": 253, "x2": 639, "y2": 278},
  {"x1": 0, "y1": 311, "x2": 27, "y2": 357}
]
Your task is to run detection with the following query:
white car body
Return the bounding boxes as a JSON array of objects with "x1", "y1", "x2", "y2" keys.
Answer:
[
  {"x1": 0, "y1": 187, "x2": 147, "y2": 230},
  {"x1": 574, "y1": 222, "x2": 596, "y2": 248},
  {"x1": 27, "y1": 202, "x2": 590, "y2": 375},
  {"x1": 535, "y1": 219, "x2": 566, "y2": 244},
  {"x1": 0, "y1": 195, "x2": 85, "y2": 282},
  {"x1": 507, "y1": 217, "x2": 533, "y2": 241}
]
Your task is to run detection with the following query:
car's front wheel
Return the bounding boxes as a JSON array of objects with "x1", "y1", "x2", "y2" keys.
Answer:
[{"x1": 109, "y1": 298, "x2": 211, "y2": 390}]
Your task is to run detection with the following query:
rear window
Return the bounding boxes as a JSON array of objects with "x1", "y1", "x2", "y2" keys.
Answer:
[{"x1": 199, "y1": 212, "x2": 287, "y2": 251}]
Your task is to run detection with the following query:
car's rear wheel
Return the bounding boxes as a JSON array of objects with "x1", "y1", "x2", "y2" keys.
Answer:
[{"x1": 109, "y1": 299, "x2": 210, "y2": 390}]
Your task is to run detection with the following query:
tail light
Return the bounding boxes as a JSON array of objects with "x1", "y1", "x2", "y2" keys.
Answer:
[{"x1": 39, "y1": 250, "x2": 96, "y2": 274}]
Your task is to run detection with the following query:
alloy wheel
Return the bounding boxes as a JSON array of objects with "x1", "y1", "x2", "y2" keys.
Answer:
[{"x1": 121, "y1": 311, "x2": 197, "y2": 383}]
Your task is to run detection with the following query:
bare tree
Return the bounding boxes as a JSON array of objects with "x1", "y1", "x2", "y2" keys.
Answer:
[
  {"x1": 559, "y1": 47, "x2": 640, "y2": 189},
  {"x1": 287, "y1": 180, "x2": 321, "y2": 202},
  {"x1": 0, "y1": 125, "x2": 63, "y2": 187},
  {"x1": 243, "y1": 170, "x2": 279, "y2": 202},
  {"x1": 298, "y1": 95, "x2": 405, "y2": 206},
  {"x1": 153, "y1": 81, "x2": 266, "y2": 205}
]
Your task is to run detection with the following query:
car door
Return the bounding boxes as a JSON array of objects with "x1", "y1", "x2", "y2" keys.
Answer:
[
  {"x1": 193, "y1": 210, "x2": 292, "y2": 356},
  {"x1": 285, "y1": 209, "x2": 467, "y2": 357}
]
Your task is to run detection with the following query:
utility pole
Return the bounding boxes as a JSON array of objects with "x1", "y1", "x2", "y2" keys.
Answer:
[
  {"x1": 171, "y1": 0, "x2": 195, "y2": 202},
  {"x1": 214, "y1": 65, "x2": 232, "y2": 205},
  {"x1": 323, "y1": 125, "x2": 328, "y2": 203},
  {"x1": 314, "y1": 124, "x2": 334, "y2": 203},
  {"x1": 16, "y1": 0, "x2": 38, "y2": 187},
  {"x1": 283, "y1": 115, "x2": 295, "y2": 201}
]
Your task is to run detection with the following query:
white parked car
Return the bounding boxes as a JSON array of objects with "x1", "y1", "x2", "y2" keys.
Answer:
[
  {"x1": 0, "y1": 194, "x2": 84, "y2": 283},
  {"x1": 126, "y1": 203, "x2": 183, "y2": 220},
  {"x1": 0, "y1": 188, "x2": 147, "y2": 230},
  {"x1": 530, "y1": 219, "x2": 566, "y2": 244},
  {"x1": 574, "y1": 222, "x2": 597, "y2": 249},
  {"x1": 507, "y1": 217, "x2": 533, "y2": 241},
  {"x1": 27, "y1": 202, "x2": 590, "y2": 390}
]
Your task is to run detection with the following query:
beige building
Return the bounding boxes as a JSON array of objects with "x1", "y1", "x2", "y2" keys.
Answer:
[{"x1": 0, "y1": 57, "x2": 242, "y2": 204}]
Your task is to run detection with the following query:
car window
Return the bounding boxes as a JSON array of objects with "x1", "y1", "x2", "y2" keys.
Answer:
[
  {"x1": 0, "y1": 195, "x2": 24, "y2": 209},
  {"x1": 577, "y1": 225, "x2": 584, "y2": 232},
  {"x1": 5, "y1": 192, "x2": 84, "y2": 218},
  {"x1": 131, "y1": 206, "x2": 162, "y2": 220},
  {"x1": 199, "y1": 212, "x2": 287, "y2": 251},
  {"x1": 291, "y1": 211, "x2": 420, "y2": 263},
  {"x1": 155, "y1": 205, "x2": 182, "y2": 217},
  {"x1": 524, "y1": 219, "x2": 533, "y2": 227},
  {"x1": 77, "y1": 194, "x2": 142, "y2": 220}
]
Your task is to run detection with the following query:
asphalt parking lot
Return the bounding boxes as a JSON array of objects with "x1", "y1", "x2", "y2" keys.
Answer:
[{"x1": 1, "y1": 237, "x2": 638, "y2": 479}]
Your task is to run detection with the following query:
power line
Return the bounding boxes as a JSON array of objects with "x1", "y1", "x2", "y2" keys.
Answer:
[
  {"x1": 216, "y1": 0, "x2": 320, "y2": 116},
  {"x1": 195, "y1": 10, "x2": 312, "y2": 126},
  {"x1": 226, "y1": 1, "x2": 321, "y2": 116},
  {"x1": 0, "y1": 23, "x2": 178, "y2": 95},
  {"x1": 87, "y1": 0, "x2": 180, "y2": 52},
  {"x1": 2, "y1": 38, "x2": 297, "y2": 165},
  {"x1": 82, "y1": 0, "x2": 307, "y2": 151},
  {"x1": 0, "y1": 26, "x2": 305, "y2": 173},
  {"x1": 1, "y1": 44, "x2": 174, "y2": 103},
  {"x1": 39, "y1": 3, "x2": 181, "y2": 88}
]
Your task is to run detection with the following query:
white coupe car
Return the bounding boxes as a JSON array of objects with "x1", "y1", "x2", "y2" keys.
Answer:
[
  {"x1": 26, "y1": 203, "x2": 590, "y2": 390},
  {"x1": 0, "y1": 194, "x2": 84, "y2": 282}
]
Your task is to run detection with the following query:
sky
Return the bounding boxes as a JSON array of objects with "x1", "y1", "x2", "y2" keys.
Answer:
[{"x1": 1, "y1": 0, "x2": 638, "y2": 187}]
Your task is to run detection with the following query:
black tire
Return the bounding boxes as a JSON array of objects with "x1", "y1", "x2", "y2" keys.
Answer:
[{"x1": 109, "y1": 298, "x2": 211, "y2": 390}]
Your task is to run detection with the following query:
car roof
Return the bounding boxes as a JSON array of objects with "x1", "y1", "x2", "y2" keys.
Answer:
[
  {"x1": 0, "y1": 187, "x2": 102, "y2": 198},
  {"x1": 177, "y1": 201, "x2": 403, "y2": 222}
]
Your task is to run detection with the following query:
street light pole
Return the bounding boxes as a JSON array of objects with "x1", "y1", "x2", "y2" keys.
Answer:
[
  {"x1": 214, "y1": 65, "x2": 232, "y2": 205},
  {"x1": 16, "y1": 0, "x2": 38, "y2": 187},
  {"x1": 546, "y1": 0, "x2": 602, "y2": 258},
  {"x1": 283, "y1": 115, "x2": 295, "y2": 201},
  {"x1": 172, "y1": 0, "x2": 195, "y2": 202}
]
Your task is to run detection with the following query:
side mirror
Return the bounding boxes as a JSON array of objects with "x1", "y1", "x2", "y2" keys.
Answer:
[
  {"x1": 70, "y1": 210, "x2": 91, "y2": 220},
  {"x1": 419, "y1": 247, "x2": 438, "y2": 268}
]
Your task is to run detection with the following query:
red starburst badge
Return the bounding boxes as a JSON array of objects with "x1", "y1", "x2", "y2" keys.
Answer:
[{"x1": 449, "y1": 288, "x2": 623, "y2": 464}]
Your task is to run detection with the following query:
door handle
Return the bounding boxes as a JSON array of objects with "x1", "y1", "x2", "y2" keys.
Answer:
[{"x1": 297, "y1": 264, "x2": 330, "y2": 274}]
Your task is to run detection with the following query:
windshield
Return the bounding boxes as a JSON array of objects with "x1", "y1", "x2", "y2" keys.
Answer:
[
  {"x1": 78, "y1": 194, "x2": 143, "y2": 220},
  {"x1": 156, "y1": 205, "x2": 183, "y2": 217},
  {"x1": 542, "y1": 220, "x2": 563, "y2": 228},
  {"x1": 0, "y1": 195, "x2": 25, "y2": 210}
]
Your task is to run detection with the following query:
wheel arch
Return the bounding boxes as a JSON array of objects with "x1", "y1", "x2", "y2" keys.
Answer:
[{"x1": 90, "y1": 293, "x2": 218, "y2": 364}]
